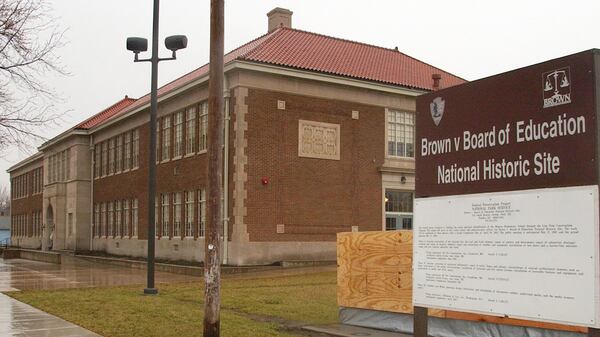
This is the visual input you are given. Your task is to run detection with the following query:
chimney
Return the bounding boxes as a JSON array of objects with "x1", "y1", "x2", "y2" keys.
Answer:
[
  {"x1": 267, "y1": 7, "x2": 293, "y2": 32},
  {"x1": 432, "y1": 73, "x2": 442, "y2": 90}
]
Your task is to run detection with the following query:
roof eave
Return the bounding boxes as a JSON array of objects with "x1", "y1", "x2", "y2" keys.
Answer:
[
  {"x1": 234, "y1": 60, "x2": 429, "y2": 97},
  {"x1": 38, "y1": 128, "x2": 89, "y2": 152},
  {"x1": 7, "y1": 152, "x2": 44, "y2": 173},
  {"x1": 89, "y1": 60, "x2": 428, "y2": 134}
]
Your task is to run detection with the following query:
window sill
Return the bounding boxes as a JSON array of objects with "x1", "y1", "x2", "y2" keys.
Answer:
[
  {"x1": 380, "y1": 157, "x2": 415, "y2": 173},
  {"x1": 184, "y1": 153, "x2": 195, "y2": 158},
  {"x1": 198, "y1": 150, "x2": 207, "y2": 155},
  {"x1": 160, "y1": 159, "x2": 171, "y2": 164},
  {"x1": 172, "y1": 155, "x2": 182, "y2": 161}
]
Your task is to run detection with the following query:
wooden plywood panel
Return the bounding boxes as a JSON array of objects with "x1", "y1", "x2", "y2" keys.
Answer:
[{"x1": 337, "y1": 230, "x2": 585, "y2": 332}]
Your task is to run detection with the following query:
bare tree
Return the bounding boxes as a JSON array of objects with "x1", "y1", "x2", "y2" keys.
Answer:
[
  {"x1": 0, "y1": 185, "x2": 9, "y2": 212},
  {"x1": 0, "y1": 0, "x2": 65, "y2": 153}
]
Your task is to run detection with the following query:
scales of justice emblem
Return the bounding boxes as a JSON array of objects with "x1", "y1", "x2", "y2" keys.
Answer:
[
  {"x1": 543, "y1": 67, "x2": 571, "y2": 108},
  {"x1": 430, "y1": 97, "x2": 445, "y2": 126}
]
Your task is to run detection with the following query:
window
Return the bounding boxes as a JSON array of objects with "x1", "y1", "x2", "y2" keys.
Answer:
[
  {"x1": 162, "y1": 116, "x2": 171, "y2": 161},
  {"x1": 161, "y1": 193, "x2": 170, "y2": 237},
  {"x1": 32, "y1": 211, "x2": 41, "y2": 237},
  {"x1": 198, "y1": 189, "x2": 205, "y2": 237},
  {"x1": 101, "y1": 141, "x2": 108, "y2": 176},
  {"x1": 67, "y1": 213, "x2": 74, "y2": 237},
  {"x1": 155, "y1": 196, "x2": 159, "y2": 238},
  {"x1": 95, "y1": 144, "x2": 101, "y2": 178},
  {"x1": 124, "y1": 132, "x2": 131, "y2": 171},
  {"x1": 50, "y1": 155, "x2": 58, "y2": 183},
  {"x1": 132, "y1": 130, "x2": 139, "y2": 168},
  {"x1": 58, "y1": 151, "x2": 64, "y2": 181},
  {"x1": 174, "y1": 112, "x2": 183, "y2": 158},
  {"x1": 173, "y1": 192, "x2": 182, "y2": 237},
  {"x1": 100, "y1": 202, "x2": 106, "y2": 237},
  {"x1": 123, "y1": 200, "x2": 130, "y2": 237},
  {"x1": 115, "y1": 200, "x2": 122, "y2": 237},
  {"x1": 198, "y1": 102, "x2": 208, "y2": 151},
  {"x1": 186, "y1": 106, "x2": 197, "y2": 155},
  {"x1": 132, "y1": 199, "x2": 138, "y2": 237},
  {"x1": 66, "y1": 149, "x2": 70, "y2": 180},
  {"x1": 185, "y1": 191, "x2": 194, "y2": 237},
  {"x1": 30, "y1": 168, "x2": 42, "y2": 194},
  {"x1": 387, "y1": 110, "x2": 414, "y2": 157},
  {"x1": 108, "y1": 201, "x2": 114, "y2": 237},
  {"x1": 116, "y1": 135, "x2": 123, "y2": 173},
  {"x1": 94, "y1": 204, "x2": 100, "y2": 237},
  {"x1": 385, "y1": 190, "x2": 413, "y2": 230},
  {"x1": 108, "y1": 138, "x2": 115, "y2": 174},
  {"x1": 156, "y1": 119, "x2": 161, "y2": 163}
]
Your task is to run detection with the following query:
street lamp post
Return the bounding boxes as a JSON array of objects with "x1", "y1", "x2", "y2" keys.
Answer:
[{"x1": 125, "y1": 0, "x2": 187, "y2": 295}]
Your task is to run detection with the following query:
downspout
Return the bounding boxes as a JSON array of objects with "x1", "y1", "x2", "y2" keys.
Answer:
[
  {"x1": 89, "y1": 135, "x2": 94, "y2": 251},
  {"x1": 223, "y1": 75, "x2": 230, "y2": 265}
]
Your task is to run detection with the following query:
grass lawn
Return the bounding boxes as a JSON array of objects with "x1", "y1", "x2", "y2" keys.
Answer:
[{"x1": 7, "y1": 271, "x2": 338, "y2": 337}]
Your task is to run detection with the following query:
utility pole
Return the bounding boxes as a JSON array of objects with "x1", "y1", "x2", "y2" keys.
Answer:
[{"x1": 204, "y1": 0, "x2": 224, "y2": 335}]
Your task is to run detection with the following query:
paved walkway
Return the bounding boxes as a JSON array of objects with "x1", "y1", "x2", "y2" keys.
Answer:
[
  {"x1": 0, "y1": 293, "x2": 102, "y2": 337},
  {"x1": 0, "y1": 255, "x2": 198, "y2": 291},
  {"x1": 0, "y1": 256, "x2": 200, "y2": 337}
]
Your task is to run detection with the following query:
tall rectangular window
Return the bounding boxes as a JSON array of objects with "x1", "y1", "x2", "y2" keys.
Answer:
[
  {"x1": 174, "y1": 111, "x2": 183, "y2": 158},
  {"x1": 94, "y1": 144, "x2": 101, "y2": 178},
  {"x1": 173, "y1": 192, "x2": 182, "y2": 237},
  {"x1": 66, "y1": 149, "x2": 70, "y2": 180},
  {"x1": 161, "y1": 193, "x2": 170, "y2": 237},
  {"x1": 185, "y1": 106, "x2": 197, "y2": 155},
  {"x1": 108, "y1": 138, "x2": 115, "y2": 174},
  {"x1": 387, "y1": 110, "x2": 414, "y2": 157},
  {"x1": 101, "y1": 202, "x2": 106, "y2": 237},
  {"x1": 185, "y1": 191, "x2": 194, "y2": 237},
  {"x1": 115, "y1": 200, "x2": 122, "y2": 237},
  {"x1": 132, "y1": 130, "x2": 139, "y2": 168},
  {"x1": 384, "y1": 190, "x2": 413, "y2": 230},
  {"x1": 155, "y1": 196, "x2": 159, "y2": 238},
  {"x1": 198, "y1": 189, "x2": 205, "y2": 237},
  {"x1": 107, "y1": 201, "x2": 114, "y2": 237},
  {"x1": 94, "y1": 204, "x2": 100, "y2": 237},
  {"x1": 198, "y1": 102, "x2": 208, "y2": 151},
  {"x1": 123, "y1": 200, "x2": 130, "y2": 237},
  {"x1": 162, "y1": 116, "x2": 171, "y2": 161},
  {"x1": 156, "y1": 119, "x2": 161, "y2": 163},
  {"x1": 115, "y1": 135, "x2": 123, "y2": 173},
  {"x1": 58, "y1": 151, "x2": 64, "y2": 181},
  {"x1": 101, "y1": 141, "x2": 108, "y2": 176},
  {"x1": 132, "y1": 199, "x2": 138, "y2": 237},
  {"x1": 124, "y1": 132, "x2": 131, "y2": 171}
]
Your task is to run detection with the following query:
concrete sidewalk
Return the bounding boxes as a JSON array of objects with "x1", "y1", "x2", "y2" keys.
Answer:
[{"x1": 0, "y1": 293, "x2": 102, "y2": 337}]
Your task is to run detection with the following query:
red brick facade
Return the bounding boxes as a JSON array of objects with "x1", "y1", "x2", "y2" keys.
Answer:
[
  {"x1": 10, "y1": 157, "x2": 43, "y2": 243},
  {"x1": 244, "y1": 89, "x2": 384, "y2": 242}
]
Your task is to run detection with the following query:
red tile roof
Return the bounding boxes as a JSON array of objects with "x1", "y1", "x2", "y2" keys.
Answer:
[
  {"x1": 90, "y1": 28, "x2": 465, "y2": 130},
  {"x1": 76, "y1": 96, "x2": 137, "y2": 129},
  {"x1": 241, "y1": 28, "x2": 465, "y2": 90}
]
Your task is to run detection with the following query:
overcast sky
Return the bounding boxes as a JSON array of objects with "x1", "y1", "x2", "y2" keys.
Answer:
[{"x1": 2, "y1": 0, "x2": 599, "y2": 185}]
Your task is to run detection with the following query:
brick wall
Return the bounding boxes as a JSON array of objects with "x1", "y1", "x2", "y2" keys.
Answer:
[
  {"x1": 11, "y1": 158, "x2": 44, "y2": 236},
  {"x1": 93, "y1": 107, "x2": 235, "y2": 241},
  {"x1": 244, "y1": 88, "x2": 385, "y2": 242}
]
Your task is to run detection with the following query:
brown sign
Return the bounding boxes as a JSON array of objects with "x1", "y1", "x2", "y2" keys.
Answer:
[{"x1": 416, "y1": 50, "x2": 598, "y2": 198}]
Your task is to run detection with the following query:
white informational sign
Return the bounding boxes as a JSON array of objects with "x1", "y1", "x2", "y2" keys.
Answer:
[{"x1": 413, "y1": 185, "x2": 600, "y2": 327}]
